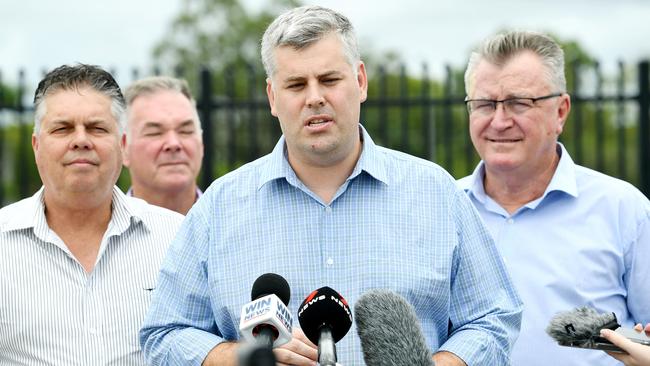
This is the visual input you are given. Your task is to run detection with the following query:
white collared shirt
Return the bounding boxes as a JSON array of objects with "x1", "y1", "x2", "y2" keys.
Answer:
[{"x1": 0, "y1": 187, "x2": 184, "y2": 365}]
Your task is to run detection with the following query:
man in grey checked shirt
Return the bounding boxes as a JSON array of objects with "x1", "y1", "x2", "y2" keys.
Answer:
[
  {"x1": 0, "y1": 64, "x2": 183, "y2": 365},
  {"x1": 141, "y1": 6, "x2": 523, "y2": 366}
]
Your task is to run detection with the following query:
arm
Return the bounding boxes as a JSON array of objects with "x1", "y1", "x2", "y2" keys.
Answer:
[
  {"x1": 437, "y1": 189, "x2": 523, "y2": 365},
  {"x1": 600, "y1": 325, "x2": 650, "y2": 366},
  {"x1": 140, "y1": 207, "x2": 227, "y2": 365},
  {"x1": 202, "y1": 342, "x2": 238, "y2": 366},
  {"x1": 625, "y1": 199, "x2": 650, "y2": 328},
  {"x1": 433, "y1": 351, "x2": 467, "y2": 366}
]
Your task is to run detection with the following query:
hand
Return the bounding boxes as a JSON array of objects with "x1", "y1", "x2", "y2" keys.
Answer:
[
  {"x1": 633, "y1": 323, "x2": 650, "y2": 335},
  {"x1": 273, "y1": 328, "x2": 318, "y2": 366},
  {"x1": 601, "y1": 324, "x2": 650, "y2": 366}
]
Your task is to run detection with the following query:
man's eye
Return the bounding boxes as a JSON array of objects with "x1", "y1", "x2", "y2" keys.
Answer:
[
  {"x1": 144, "y1": 131, "x2": 162, "y2": 137},
  {"x1": 179, "y1": 129, "x2": 195, "y2": 135},
  {"x1": 287, "y1": 83, "x2": 304, "y2": 90},
  {"x1": 507, "y1": 100, "x2": 533, "y2": 112},
  {"x1": 474, "y1": 102, "x2": 494, "y2": 110},
  {"x1": 509, "y1": 100, "x2": 532, "y2": 107},
  {"x1": 322, "y1": 78, "x2": 340, "y2": 84}
]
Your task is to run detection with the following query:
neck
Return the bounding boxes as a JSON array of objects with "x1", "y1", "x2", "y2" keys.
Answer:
[
  {"x1": 43, "y1": 188, "x2": 113, "y2": 228},
  {"x1": 288, "y1": 142, "x2": 362, "y2": 205},
  {"x1": 132, "y1": 184, "x2": 197, "y2": 215},
  {"x1": 42, "y1": 188, "x2": 113, "y2": 273},
  {"x1": 483, "y1": 150, "x2": 560, "y2": 215}
]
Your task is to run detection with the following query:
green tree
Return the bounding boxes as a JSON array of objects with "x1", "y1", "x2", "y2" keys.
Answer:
[{"x1": 153, "y1": 0, "x2": 301, "y2": 89}]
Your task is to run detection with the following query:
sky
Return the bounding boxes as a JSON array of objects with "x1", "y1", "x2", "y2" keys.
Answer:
[{"x1": 1, "y1": 0, "x2": 649, "y2": 92}]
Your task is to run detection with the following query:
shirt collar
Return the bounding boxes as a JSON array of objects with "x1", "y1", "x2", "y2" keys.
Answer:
[
  {"x1": 460, "y1": 142, "x2": 579, "y2": 206},
  {"x1": 109, "y1": 186, "x2": 145, "y2": 236},
  {"x1": 1, "y1": 186, "x2": 144, "y2": 237},
  {"x1": 257, "y1": 124, "x2": 389, "y2": 190},
  {"x1": 125, "y1": 186, "x2": 203, "y2": 200}
]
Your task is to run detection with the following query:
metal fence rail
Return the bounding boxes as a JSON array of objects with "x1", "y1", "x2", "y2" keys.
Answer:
[{"x1": 0, "y1": 60, "x2": 648, "y2": 205}]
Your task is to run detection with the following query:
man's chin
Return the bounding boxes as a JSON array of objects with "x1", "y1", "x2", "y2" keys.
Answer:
[{"x1": 155, "y1": 176, "x2": 195, "y2": 192}]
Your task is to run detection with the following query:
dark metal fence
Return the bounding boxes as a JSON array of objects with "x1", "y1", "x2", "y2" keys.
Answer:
[{"x1": 0, "y1": 60, "x2": 648, "y2": 205}]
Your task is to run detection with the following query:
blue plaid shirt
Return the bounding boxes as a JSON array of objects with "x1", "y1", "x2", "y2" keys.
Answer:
[{"x1": 140, "y1": 126, "x2": 522, "y2": 365}]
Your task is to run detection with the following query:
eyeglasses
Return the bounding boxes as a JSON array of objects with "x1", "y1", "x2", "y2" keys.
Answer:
[{"x1": 465, "y1": 92, "x2": 563, "y2": 116}]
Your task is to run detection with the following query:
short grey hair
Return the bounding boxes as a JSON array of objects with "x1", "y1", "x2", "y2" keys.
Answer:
[
  {"x1": 465, "y1": 30, "x2": 566, "y2": 95},
  {"x1": 33, "y1": 64, "x2": 126, "y2": 134},
  {"x1": 124, "y1": 76, "x2": 202, "y2": 141},
  {"x1": 261, "y1": 5, "x2": 360, "y2": 79}
]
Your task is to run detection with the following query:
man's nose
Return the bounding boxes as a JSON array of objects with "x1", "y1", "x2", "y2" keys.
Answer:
[
  {"x1": 162, "y1": 131, "x2": 182, "y2": 152},
  {"x1": 70, "y1": 128, "x2": 93, "y2": 150},
  {"x1": 305, "y1": 84, "x2": 326, "y2": 109},
  {"x1": 490, "y1": 103, "x2": 514, "y2": 129}
]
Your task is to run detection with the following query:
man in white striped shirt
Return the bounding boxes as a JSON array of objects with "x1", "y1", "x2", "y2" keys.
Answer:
[{"x1": 0, "y1": 64, "x2": 184, "y2": 365}]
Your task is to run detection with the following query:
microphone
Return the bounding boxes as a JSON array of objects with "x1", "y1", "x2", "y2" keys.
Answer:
[
  {"x1": 239, "y1": 273, "x2": 293, "y2": 348},
  {"x1": 546, "y1": 306, "x2": 650, "y2": 353},
  {"x1": 237, "y1": 344, "x2": 276, "y2": 366},
  {"x1": 297, "y1": 286, "x2": 352, "y2": 366},
  {"x1": 354, "y1": 289, "x2": 434, "y2": 366}
]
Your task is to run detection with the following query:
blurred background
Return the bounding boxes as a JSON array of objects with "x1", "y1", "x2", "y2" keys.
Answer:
[{"x1": 1, "y1": 0, "x2": 649, "y2": 204}]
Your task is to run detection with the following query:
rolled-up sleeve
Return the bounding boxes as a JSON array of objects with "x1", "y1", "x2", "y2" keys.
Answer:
[
  {"x1": 438, "y1": 189, "x2": 523, "y2": 365},
  {"x1": 140, "y1": 206, "x2": 224, "y2": 366}
]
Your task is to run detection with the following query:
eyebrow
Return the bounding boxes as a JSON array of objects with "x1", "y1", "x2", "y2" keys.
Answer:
[
  {"x1": 282, "y1": 70, "x2": 343, "y2": 84},
  {"x1": 140, "y1": 120, "x2": 196, "y2": 130},
  {"x1": 141, "y1": 122, "x2": 163, "y2": 129},
  {"x1": 177, "y1": 120, "x2": 195, "y2": 128}
]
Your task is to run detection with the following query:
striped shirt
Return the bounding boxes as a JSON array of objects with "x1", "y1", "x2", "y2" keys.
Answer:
[
  {"x1": 140, "y1": 126, "x2": 523, "y2": 366},
  {"x1": 0, "y1": 186, "x2": 184, "y2": 365}
]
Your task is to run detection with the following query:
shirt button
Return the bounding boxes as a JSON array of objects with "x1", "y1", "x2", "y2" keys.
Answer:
[
  {"x1": 325, "y1": 206, "x2": 332, "y2": 213},
  {"x1": 326, "y1": 257, "x2": 334, "y2": 266},
  {"x1": 89, "y1": 328, "x2": 97, "y2": 335},
  {"x1": 506, "y1": 218, "x2": 514, "y2": 224}
]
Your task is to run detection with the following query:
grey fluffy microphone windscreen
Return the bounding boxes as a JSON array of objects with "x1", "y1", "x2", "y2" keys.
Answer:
[
  {"x1": 546, "y1": 306, "x2": 650, "y2": 352},
  {"x1": 354, "y1": 289, "x2": 434, "y2": 366}
]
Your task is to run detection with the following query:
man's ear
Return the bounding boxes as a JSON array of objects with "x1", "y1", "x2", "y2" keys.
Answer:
[
  {"x1": 266, "y1": 78, "x2": 278, "y2": 117},
  {"x1": 556, "y1": 93, "x2": 571, "y2": 135},
  {"x1": 357, "y1": 61, "x2": 368, "y2": 103},
  {"x1": 121, "y1": 133, "x2": 130, "y2": 167},
  {"x1": 32, "y1": 133, "x2": 39, "y2": 155}
]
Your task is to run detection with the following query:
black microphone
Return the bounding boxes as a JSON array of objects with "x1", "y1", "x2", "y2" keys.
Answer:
[
  {"x1": 546, "y1": 306, "x2": 650, "y2": 353},
  {"x1": 239, "y1": 273, "x2": 293, "y2": 348},
  {"x1": 354, "y1": 289, "x2": 434, "y2": 366},
  {"x1": 297, "y1": 286, "x2": 352, "y2": 366}
]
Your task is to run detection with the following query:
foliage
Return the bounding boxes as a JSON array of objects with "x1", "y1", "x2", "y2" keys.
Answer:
[{"x1": 152, "y1": 0, "x2": 301, "y2": 91}]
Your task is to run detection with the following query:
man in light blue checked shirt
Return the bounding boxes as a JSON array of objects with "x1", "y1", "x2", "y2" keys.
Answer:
[
  {"x1": 140, "y1": 5, "x2": 523, "y2": 366},
  {"x1": 459, "y1": 31, "x2": 650, "y2": 366}
]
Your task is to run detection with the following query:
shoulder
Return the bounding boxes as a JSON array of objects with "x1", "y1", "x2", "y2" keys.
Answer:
[
  {"x1": 201, "y1": 154, "x2": 274, "y2": 199},
  {"x1": 376, "y1": 146, "x2": 459, "y2": 189},
  {"x1": 456, "y1": 174, "x2": 473, "y2": 191},
  {"x1": 124, "y1": 195, "x2": 185, "y2": 228},
  {"x1": 0, "y1": 194, "x2": 38, "y2": 232},
  {"x1": 575, "y1": 165, "x2": 648, "y2": 204},
  {"x1": 572, "y1": 165, "x2": 650, "y2": 228}
]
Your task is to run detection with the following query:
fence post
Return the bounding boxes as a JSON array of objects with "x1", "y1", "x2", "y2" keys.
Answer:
[
  {"x1": 0, "y1": 71, "x2": 4, "y2": 204},
  {"x1": 18, "y1": 70, "x2": 29, "y2": 199},
  {"x1": 199, "y1": 68, "x2": 214, "y2": 189},
  {"x1": 638, "y1": 61, "x2": 650, "y2": 196}
]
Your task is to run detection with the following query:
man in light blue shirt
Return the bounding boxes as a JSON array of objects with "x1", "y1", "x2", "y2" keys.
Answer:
[
  {"x1": 459, "y1": 30, "x2": 650, "y2": 366},
  {"x1": 140, "y1": 6, "x2": 522, "y2": 366}
]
